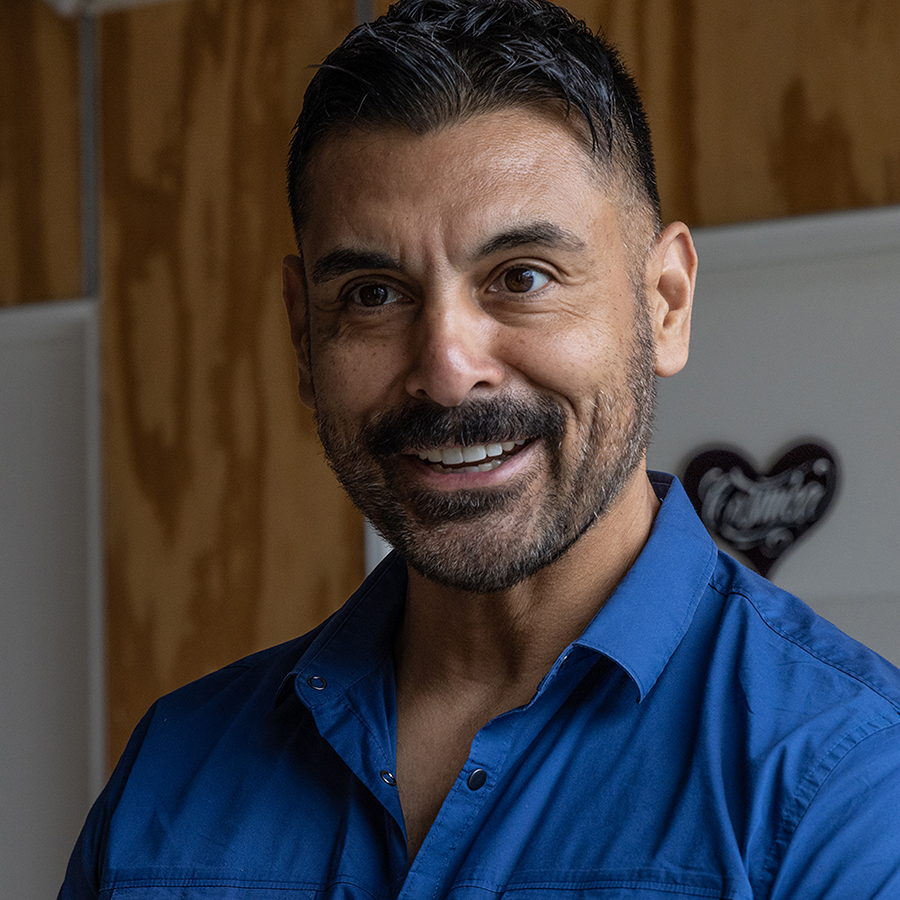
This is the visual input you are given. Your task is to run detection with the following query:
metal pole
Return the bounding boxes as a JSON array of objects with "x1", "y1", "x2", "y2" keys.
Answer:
[
  {"x1": 355, "y1": 0, "x2": 375, "y2": 25},
  {"x1": 78, "y1": 14, "x2": 100, "y2": 300}
]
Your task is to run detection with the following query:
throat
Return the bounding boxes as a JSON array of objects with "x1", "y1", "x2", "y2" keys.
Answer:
[{"x1": 395, "y1": 683, "x2": 523, "y2": 863}]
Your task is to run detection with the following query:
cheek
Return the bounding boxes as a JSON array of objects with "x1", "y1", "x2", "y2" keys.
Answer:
[
  {"x1": 508, "y1": 326, "x2": 620, "y2": 402},
  {"x1": 310, "y1": 340, "x2": 403, "y2": 421}
]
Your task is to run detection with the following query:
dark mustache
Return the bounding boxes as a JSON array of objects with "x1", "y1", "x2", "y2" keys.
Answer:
[{"x1": 363, "y1": 396, "x2": 567, "y2": 458}]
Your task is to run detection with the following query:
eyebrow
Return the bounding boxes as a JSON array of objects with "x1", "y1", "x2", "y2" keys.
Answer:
[
  {"x1": 474, "y1": 222, "x2": 587, "y2": 260},
  {"x1": 310, "y1": 221, "x2": 586, "y2": 285},
  {"x1": 311, "y1": 248, "x2": 401, "y2": 285}
]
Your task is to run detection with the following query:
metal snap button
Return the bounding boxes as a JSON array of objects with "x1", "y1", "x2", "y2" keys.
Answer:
[
  {"x1": 307, "y1": 675, "x2": 327, "y2": 690},
  {"x1": 467, "y1": 768, "x2": 487, "y2": 790},
  {"x1": 380, "y1": 770, "x2": 397, "y2": 786}
]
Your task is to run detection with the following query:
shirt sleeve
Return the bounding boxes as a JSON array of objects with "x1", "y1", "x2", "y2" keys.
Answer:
[
  {"x1": 57, "y1": 817, "x2": 102, "y2": 900},
  {"x1": 57, "y1": 704, "x2": 159, "y2": 900},
  {"x1": 766, "y1": 720, "x2": 900, "y2": 899}
]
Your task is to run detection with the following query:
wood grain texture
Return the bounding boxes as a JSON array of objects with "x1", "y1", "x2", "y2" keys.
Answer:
[
  {"x1": 100, "y1": 0, "x2": 900, "y2": 764},
  {"x1": 373, "y1": 0, "x2": 900, "y2": 226},
  {"x1": 585, "y1": 0, "x2": 900, "y2": 224},
  {"x1": 100, "y1": 0, "x2": 362, "y2": 763},
  {"x1": 0, "y1": 0, "x2": 81, "y2": 305}
]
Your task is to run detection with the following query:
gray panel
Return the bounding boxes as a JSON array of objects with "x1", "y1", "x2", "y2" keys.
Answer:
[
  {"x1": 648, "y1": 207, "x2": 900, "y2": 665},
  {"x1": 0, "y1": 299, "x2": 104, "y2": 899}
]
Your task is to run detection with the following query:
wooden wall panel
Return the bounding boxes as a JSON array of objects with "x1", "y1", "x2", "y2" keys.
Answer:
[
  {"x1": 0, "y1": 0, "x2": 81, "y2": 306},
  {"x1": 98, "y1": 0, "x2": 900, "y2": 765},
  {"x1": 374, "y1": 0, "x2": 900, "y2": 227},
  {"x1": 574, "y1": 0, "x2": 900, "y2": 225},
  {"x1": 100, "y1": 0, "x2": 362, "y2": 762}
]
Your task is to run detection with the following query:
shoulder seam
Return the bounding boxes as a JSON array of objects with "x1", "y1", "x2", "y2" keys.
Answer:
[
  {"x1": 759, "y1": 716, "x2": 900, "y2": 893},
  {"x1": 737, "y1": 588, "x2": 900, "y2": 712}
]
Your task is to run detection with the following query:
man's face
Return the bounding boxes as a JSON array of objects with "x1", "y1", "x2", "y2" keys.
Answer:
[{"x1": 287, "y1": 109, "x2": 673, "y2": 593}]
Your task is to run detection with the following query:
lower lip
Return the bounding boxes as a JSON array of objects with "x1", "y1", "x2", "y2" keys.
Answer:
[{"x1": 402, "y1": 441, "x2": 538, "y2": 489}]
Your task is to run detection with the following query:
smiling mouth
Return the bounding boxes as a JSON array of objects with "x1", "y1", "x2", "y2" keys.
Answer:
[{"x1": 414, "y1": 439, "x2": 528, "y2": 473}]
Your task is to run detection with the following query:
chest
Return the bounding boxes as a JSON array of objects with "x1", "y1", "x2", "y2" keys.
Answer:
[
  {"x1": 98, "y1": 656, "x2": 783, "y2": 900},
  {"x1": 394, "y1": 699, "x2": 494, "y2": 861}
]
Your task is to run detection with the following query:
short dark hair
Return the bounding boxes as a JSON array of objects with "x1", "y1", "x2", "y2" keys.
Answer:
[{"x1": 287, "y1": 0, "x2": 660, "y2": 239}]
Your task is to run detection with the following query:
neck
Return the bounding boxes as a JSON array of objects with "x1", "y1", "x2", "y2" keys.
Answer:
[
  {"x1": 390, "y1": 470, "x2": 660, "y2": 860},
  {"x1": 395, "y1": 469, "x2": 660, "y2": 704}
]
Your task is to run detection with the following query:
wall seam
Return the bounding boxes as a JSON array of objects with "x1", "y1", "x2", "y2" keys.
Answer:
[{"x1": 78, "y1": 12, "x2": 107, "y2": 794}]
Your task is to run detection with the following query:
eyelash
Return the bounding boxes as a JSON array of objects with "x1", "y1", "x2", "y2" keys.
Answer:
[
  {"x1": 339, "y1": 263, "x2": 554, "y2": 311},
  {"x1": 343, "y1": 282, "x2": 405, "y2": 309},
  {"x1": 489, "y1": 265, "x2": 553, "y2": 295}
]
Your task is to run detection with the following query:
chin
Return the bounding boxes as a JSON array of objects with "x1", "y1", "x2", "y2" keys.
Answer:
[{"x1": 373, "y1": 492, "x2": 603, "y2": 595}]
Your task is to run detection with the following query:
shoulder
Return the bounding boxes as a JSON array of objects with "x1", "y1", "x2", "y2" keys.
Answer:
[
  {"x1": 131, "y1": 615, "x2": 344, "y2": 763},
  {"x1": 144, "y1": 626, "x2": 323, "y2": 726},
  {"x1": 104, "y1": 616, "x2": 339, "y2": 805},
  {"x1": 709, "y1": 552, "x2": 900, "y2": 716},
  {"x1": 58, "y1": 626, "x2": 327, "y2": 899},
  {"x1": 696, "y1": 555, "x2": 900, "y2": 895}
]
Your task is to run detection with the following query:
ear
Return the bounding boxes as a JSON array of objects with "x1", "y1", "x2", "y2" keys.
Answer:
[
  {"x1": 282, "y1": 254, "x2": 316, "y2": 409},
  {"x1": 644, "y1": 222, "x2": 697, "y2": 378}
]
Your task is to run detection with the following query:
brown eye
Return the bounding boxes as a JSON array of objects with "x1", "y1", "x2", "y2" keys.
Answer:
[
  {"x1": 349, "y1": 283, "x2": 400, "y2": 307},
  {"x1": 500, "y1": 267, "x2": 550, "y2": 293}
]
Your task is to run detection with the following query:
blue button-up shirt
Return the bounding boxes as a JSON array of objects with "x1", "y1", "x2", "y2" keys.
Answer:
[{"x1": 61, "y1": 475, "x2": 900, "y2": 899}]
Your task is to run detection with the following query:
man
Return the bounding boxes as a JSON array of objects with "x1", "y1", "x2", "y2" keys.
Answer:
[{"x1": 61, "y1": 1, "x2": 900, "y2": 897}]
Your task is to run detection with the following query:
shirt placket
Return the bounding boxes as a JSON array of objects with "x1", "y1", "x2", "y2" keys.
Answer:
[
  {"x1": 394, "y1": 716, "x2": 517, "y2": 900},
  {"x1": 294, "y1": 664, "x2": 411, "y2": 881},
  {"x1": 394, "y1": 649, "x2": 601, "y2": 899}
]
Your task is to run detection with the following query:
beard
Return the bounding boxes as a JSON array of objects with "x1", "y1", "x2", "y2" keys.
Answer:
[{"x1": 313, "y1": 306, "x2": 656, "y2": 594}]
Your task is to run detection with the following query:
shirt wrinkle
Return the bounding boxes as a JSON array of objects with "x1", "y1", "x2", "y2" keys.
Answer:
[
  {"x1": 739, "y1": 588, "x2": 900, "y2": 713},
  {"x1": 60, "y1": 473, "x2": 900, "y2": 900},
  {"x1": 759, "y1": 716, "x2": 900, "y2": 895}
]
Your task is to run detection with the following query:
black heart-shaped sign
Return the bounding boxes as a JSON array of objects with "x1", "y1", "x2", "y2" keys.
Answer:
[{"x1": 682, "y1": 442, "x2": 839, "y2": 577}]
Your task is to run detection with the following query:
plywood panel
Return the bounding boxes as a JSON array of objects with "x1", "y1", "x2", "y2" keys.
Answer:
[
  {"x1": 99, "y1": 0, "x2": 900, "y2": 765},
  {"x1": 0, "y1": 0, "x2": 81, "y2": 305},
  {"x1": 100, "y1": 0, "x2": 362, "y2": 763},
  {"x1": 372, "y1": 0, "x2": 900, "y2": 227},
  {"x1": 592, "y1": 0, "x2": 900, "y2": 225}
]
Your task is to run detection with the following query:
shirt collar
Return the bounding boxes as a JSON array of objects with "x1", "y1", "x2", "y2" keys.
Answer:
[
  {"x1": 279, "y1": 473, "x2": 717, "y2": 708},
  {"x1": 573, "y1": 473, "x2": 718, "y2": 701},
  {"x1": 276, "y1": 551, "x2": 408, "y2": 709}
]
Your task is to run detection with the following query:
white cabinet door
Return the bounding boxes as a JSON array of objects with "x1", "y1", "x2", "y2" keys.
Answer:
[
  {"x1": 649, "y1": 207, "x2": 900, "y2": 665},
  {"x1": 0, "y1": 299, "x2": 104, "y2": 898}
]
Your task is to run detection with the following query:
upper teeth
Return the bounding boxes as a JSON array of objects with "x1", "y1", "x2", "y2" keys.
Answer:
[{"x1": 417, "y1": 440, "x2": 524, "y2": 466}]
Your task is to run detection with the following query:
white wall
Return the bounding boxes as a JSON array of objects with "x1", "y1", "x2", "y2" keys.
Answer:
[
  {"x1": 0, "y1": 299, "x2": 104, "y2": 899},
  {"x1": 648, "y1": 206, "x2": 900, "y2": 665}
]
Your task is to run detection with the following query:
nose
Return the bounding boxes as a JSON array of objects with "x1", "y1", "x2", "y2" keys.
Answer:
[{"x1": 404, "y1": 294, "x2": 504, "y2": 407}]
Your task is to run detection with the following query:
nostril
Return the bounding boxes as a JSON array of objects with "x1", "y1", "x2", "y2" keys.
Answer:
[
  {"x1": 403, "y1": 309, "x2": 504, "y2": 407},
  {"x1": 407, "y1": 354, "x2": 503, "y2": 401}
]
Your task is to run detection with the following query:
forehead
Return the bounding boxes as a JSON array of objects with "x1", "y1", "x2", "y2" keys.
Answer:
[{"x1": 298, "y1": 108, "x2": 620, "y2": 259}]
